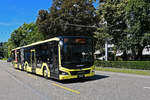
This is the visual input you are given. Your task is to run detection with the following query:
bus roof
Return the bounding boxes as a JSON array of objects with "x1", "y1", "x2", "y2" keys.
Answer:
[
  {"x1": 12, "y1": 37, "x2": 60, "y2": 51},
  {"x1": 11, "y1": 36, "x2": 92, "y2": 51}
]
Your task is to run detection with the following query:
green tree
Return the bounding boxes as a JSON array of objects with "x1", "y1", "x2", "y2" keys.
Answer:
[
  {"x1": 0, "y1": 43, "x2": 4, "y2": 58},
  {"x1": 10, "y1": 23, "x2": 44, "y2": 48},
  {"x1": 3, "y1": 42, "x2": 8, "y2": 58},
  {"x1": 7, "y1": 39, "x2": 15, "y2": 57},
  {"x1": 96, "y1": 0, "x2": 150, "y2": 61},
  {"x1": 8, "y1": 22, "x2": 44, "y2": 56},
  {"x1": 0, "y1": 42, "x2": 8, "y2": 58},
  {"x1": 95, "y1": 0, "x2": 127, "y2": 59},
  {"x1": 125, "y1": 0, "x2": 150, "y2": 60},
  {"x1": 36, "y1": 0, "x2": 98, "y2": 39}
]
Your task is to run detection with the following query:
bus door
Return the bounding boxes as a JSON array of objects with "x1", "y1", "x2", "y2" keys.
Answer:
[
  {"x1": 31, "y1": 49, "x2": 36, "y2": 73},
  {"x1": 50, "y1": 42, "x2": 59, "y2": 79},
  {"x1": 20, "y1": 48, "x2": 24, "y2": 70},
  {"x1": 14, "y1": 50, "x2": 18, "y2": 68},
  {"x1": 17, "y1": 50, "x2": 21, "y2": 69}
]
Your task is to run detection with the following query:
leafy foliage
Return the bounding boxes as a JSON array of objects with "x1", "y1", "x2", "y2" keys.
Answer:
[
  {"x1": 95, "y1": 0, "x2": 150, "y2": 60},
  {"x1": 5, "y1": 23, "x2": 44, "y2": 56},
  {"x1": 95, "y1": 0, "x2": 127, "y2": 53},
  {"x1": 10, "y1": 23, "x2": 44, "y2": 48},
  {"x1": 124, "y1": 0, "x2": 150, "y2": 60},
  {"x1": 0, "y1": 42, "x2": 8, "y2": 58},
  {"x1": 36, "y1": 0, "x2": 98, "y2": 39},
  {"x1": 7, "y1": 23, "x2": 44, "y2": 56}
]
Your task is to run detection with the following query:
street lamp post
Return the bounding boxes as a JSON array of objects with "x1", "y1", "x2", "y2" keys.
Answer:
[{"x1": 105, "y1": 38, "x2": 108, "y2": 61}]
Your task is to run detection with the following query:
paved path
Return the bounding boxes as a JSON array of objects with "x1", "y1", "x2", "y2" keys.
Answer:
[{"x1": 0, "y1": 60, "x2": 150, "y2": 100}]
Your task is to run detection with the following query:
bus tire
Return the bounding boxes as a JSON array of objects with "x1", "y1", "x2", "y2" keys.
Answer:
[
  {"x1": 25, "y1": 64, "x2": 27, "y2": 71},
  {"x1": 43, "y1": 67, "x2": 48, "y2": 79},
  {"x1": 21, "y1": 63, "x2": 24, "y2": 71},
  {"x1": 24, "y1": 62, "x2": 28, "y2": 72}
]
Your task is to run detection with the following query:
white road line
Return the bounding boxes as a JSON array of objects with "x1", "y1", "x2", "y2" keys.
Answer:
[{"x1": 144, "y1": 87, "x2": 150, "y2": 89}]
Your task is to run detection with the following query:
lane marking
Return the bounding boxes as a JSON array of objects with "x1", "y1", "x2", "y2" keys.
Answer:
[
  {"x1": 27, "y1": 74, "x2": 38, "y2": 80},
  {"x1": 52, "y1": 83, "x2": 80, "y2": 94},
  {"x1": 144, "y1": 87, "x2": 150, "y2": 89}
]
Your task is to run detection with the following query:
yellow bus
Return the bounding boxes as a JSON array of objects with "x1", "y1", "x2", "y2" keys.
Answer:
[{"x1": 11, "y1": 36, "x2": 95, "y2": 80}]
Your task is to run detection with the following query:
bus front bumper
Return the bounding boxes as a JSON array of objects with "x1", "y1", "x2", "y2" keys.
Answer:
[{"x1": 59, "y1": 72, "x2": 95, "y2": 80}]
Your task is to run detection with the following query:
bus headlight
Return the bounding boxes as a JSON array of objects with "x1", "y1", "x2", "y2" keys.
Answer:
[{"x1": 59, "y1": 71, "x2": 69, "y2": 75}]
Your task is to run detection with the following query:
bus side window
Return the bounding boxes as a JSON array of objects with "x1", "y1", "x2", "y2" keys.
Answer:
[
  {"x1": 53, "y1": 42, "x2": 59, "y2": 64},
  {"x1": 47, "y1": 42, "x2": 53, "y2": 64},
  {"x1": 11, "y1": 51, "x2": 15, "y2": 61},
  {"x1": 24, "y1": 47, "x2": 31, "y2": 64},
  {"x1": 35, "y1": 45, "x2": 42, "y2": 68},
  {"x1": 47, "y1": 47, "x2": 53, "y2": 64}
]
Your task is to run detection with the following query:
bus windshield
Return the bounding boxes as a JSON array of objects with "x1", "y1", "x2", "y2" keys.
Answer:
[{"x1": 61, "y1": 37, "x2": 94, "y2": 67}]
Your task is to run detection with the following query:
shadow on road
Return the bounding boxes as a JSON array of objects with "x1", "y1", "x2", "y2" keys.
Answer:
[
  {"x1": 53, "y1": 74, "x2": 109, "y2": 84},
  {"x1": 86, "y1": 74, "x2": 109, "y2": 81}
]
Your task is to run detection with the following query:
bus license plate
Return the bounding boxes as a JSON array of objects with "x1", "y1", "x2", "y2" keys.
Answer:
[{"x1": 78, "y1": 74, "x2": 84, "y2": 78}]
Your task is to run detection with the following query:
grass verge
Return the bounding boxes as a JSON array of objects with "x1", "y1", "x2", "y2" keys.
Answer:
[
  {"x1": 0, "y1": 58, "x2": 8, "y2": 61},
  {"x1": 95, "y1": 67, "x2": 150, "y2": 76}
]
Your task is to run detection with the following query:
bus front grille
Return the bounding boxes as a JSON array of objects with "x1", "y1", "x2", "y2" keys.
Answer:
[{"x1": 70, "y1": 70, "x2": 90, "y2": 75}]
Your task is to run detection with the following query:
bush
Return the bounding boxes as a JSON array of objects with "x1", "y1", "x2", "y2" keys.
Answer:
[
  {"x1": 0, "y1": 58, "x2": 8, "y2": 61},
  {"x1": 94, "y1": 60, "x2": 150, "y2": 70}
]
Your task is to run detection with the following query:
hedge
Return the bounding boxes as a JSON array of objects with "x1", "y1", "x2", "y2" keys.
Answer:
[{"x1": 94, "y1": 60, "x2": 150, "y2": 70}]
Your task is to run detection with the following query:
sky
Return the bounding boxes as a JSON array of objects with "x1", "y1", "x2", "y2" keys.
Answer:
[{"x1": 0, "y1": 0, "x2": 99, "y2": 42}]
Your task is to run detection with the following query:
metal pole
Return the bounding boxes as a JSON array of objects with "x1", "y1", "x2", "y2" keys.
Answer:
[{"x1": 105, "y1": 39, "x2": 108, "y2": 61}]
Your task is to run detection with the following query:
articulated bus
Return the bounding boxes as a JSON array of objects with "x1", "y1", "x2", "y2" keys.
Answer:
[{"x1": 11, "y1": 36, "x2": 95, "y2": 80}]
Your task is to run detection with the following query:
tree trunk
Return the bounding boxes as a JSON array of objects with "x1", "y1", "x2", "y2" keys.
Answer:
[
  {"x1": 136, "y1": 46, "x2": 144, "y2": 61},
  {"x1": 122, "y1": 50, "x2": 128, "y2": 61},
  {"x1": 131, "y1": 48, "x2": 136, "y2": 60}
]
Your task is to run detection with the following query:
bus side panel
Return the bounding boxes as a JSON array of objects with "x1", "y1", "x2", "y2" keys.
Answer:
[
  {"x1": 35, "y1": 68, "x2": 43, "y2": 76},
  {"x1": 26, "y1": 66, "x2": 32, "y2": 72},
  {"x1": 18, "y1": 64, "x2": 22, "y2": 70},
  {"x1": 13, "y1": 62, "x2": 18, "y2": 69}
]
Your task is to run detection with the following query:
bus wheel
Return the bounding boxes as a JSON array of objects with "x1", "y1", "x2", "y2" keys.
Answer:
[
  {"x1": 43, "y1": 67, "x2": 48, "y2": 79},
  {"x1": 25, "y1": 64, "x2": 27, "y2": 71}
]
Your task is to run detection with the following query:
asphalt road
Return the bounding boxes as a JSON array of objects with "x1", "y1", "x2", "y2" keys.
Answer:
[{"x1": 0, "y1": 60, "x2": 150, "y2": 100}]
